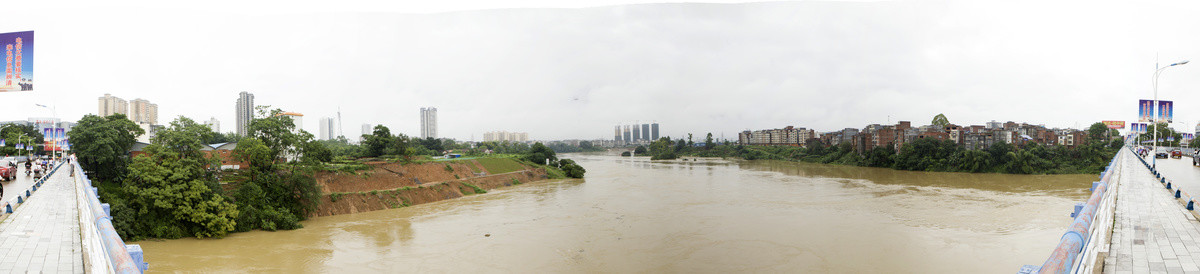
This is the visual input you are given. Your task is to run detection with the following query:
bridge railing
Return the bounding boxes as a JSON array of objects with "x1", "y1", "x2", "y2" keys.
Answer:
[
  {"x1": 1, "y1": 160, "x2": 63, "y2": 221},
  {"x1": 71, "y1": 159, "x2": 146, "y2": 273},
  {"x1": 1020, "y1": 146, "x2": 1124, "y2": 274}
]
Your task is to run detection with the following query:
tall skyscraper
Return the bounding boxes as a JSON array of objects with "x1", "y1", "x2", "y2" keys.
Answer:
[
  {"x1": 204, "y1": 117, "x2": 220, "y2": 133},
  {"x1": 319, "y1": 117, "x2": 335, "y2": 140},
  {"x1": 129, "y1": 98, "x2": 158, "y2": 124},
  {"x1": 97, "y1": 93, "x2": 128, "y2": 117},
  {"x1": 420, "y1": 107, "x2": 438, "y2": 139},
  {"x1": 632, "y1": 124, "x2": 641, "y2": 142},
  {"x1": 614, "y1": 126, "x2": 620, "y2": 142},
  {"x1": 623, "y1": 125, "x2": 631, "y2": 142},
  {"x1": 651, "y1": 123, "x2": 660, "y2": 140},
  {"x1": 235, "y1": 91, "x2": 254, "y2": 136},
  {"x1": 642, "y1": 124, "x2": 650, "y2": 140}
]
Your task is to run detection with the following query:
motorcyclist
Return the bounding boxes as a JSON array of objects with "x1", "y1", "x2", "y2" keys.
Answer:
[{"x1": 24, "y1": 160, "x2": 32, "y2": 175}]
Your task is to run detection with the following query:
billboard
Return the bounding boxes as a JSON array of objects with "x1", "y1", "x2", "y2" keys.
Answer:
[
  {"x1": 1159, "y1": 101, "x2": 1174, "y2": 123},
  {"x1": 1139, "y1": 100, "x2": 1155, "y2": 122},
  {"x1": 43, "y1": 127, "x2": 65, "y2": 151},
  {"x1": 1103, "y1": 121, "x2": 1125, "y2": 129},
  {"x1": 0, "y1": 31, "x2": 32, "y2": 92}
]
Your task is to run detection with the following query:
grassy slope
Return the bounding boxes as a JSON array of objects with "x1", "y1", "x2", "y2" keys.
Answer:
[{"x1": 475, "y1": 158, "x2": 527, "y2": 174}]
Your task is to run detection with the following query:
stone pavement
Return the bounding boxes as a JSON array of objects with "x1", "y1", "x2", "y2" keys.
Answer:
[
  {"x1": 0, "y1": 169, "x2": 83, "y2": 273},
  {"x1": 1105, "y1": 150, "x2": 1200, "y2": 274}
]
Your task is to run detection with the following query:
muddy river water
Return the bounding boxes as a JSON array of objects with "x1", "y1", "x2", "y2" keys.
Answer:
[{"x1": 135, "y1": 153, "x2": 1094, "y2": 273}]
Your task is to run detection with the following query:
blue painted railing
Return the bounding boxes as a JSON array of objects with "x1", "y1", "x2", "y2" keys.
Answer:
[
  {"x1": 73, "y1": 159, "x2": 146, "y2": 273},
  {"x1": 1020, "y1": 147, "x2": 1123, "y2": 274}
]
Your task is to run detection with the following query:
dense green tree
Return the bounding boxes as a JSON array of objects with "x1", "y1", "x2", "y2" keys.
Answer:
[
  {"x1": 932, "y1": 114, "x2": 950, "y2": 127},
  {"x1": 1087, "y1": 122, "x2": 1109, "y2": 144},
  {"x1": 0, "y1": 124, "x2": 43, "y2": 155},
  {"x1": 634, "y1": 145, "x2": 647, "y2": 155},
  {"x1": 68, "y1": 114, "x2": 144, "y2": 182},
  {"x1": 524, "y1": 142, "x2": 558, "y2": 165},
  {"x1": 958, "y1": 150, "x2": 991, "y2": 173},
  {"x1": 387, "y1": 134, "x2": 412, "y2": 157},
  {"x1": 862, "y1": 145, "x2": 895, "y2": 168},
  {"x1": 705, "y1": 133, "x2": 715, "y2": 150},
  {"x1": 121, "y1": 117, "x2": 238, "y2": 239},
  {"x1": 558, "y1": 159, "x2": 587, "y2": 178},
  {"x1": 420, "y1": 137, "x2": 445, "y2": 154},
  {"x1": 300, "y1": 141, "x2": 332, "y2": 163},
  {"x1": 246, "y1": 107, "x2": 310, "y2": 160},
  {"x1": 362, "y1": 125, "x2": 392, "y2": 157}
]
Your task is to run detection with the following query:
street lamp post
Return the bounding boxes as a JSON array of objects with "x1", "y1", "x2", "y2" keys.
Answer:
[{"x1": 1153, "y1": 60, "x2": 1189, "y2": 169}]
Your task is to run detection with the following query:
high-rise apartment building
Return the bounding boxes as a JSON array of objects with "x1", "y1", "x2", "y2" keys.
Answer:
[
  {"x1": 632, "y1": 125, "x2": 641, "y2": 142},
  {"x1": 204, "y1": 117, "x2": 220, "y2": 133},
  {"x1": 623, "y1": 125, "x2": 631, "y2": 142},
  {"x1": 651, "y1": 123, "x2": 660, "y2": 140},
  {"x1": 614, "y1": 126, "x2": 621, "y2": 142},
  {"x1": 642, "y1": 124, "x2": 650, "y2": 140},
  {"x1": 319, "y1": 117, "x2": 335, "y2": 140},
  {"x1": 420, "y1": 107, "x2": 438, "y2": 139},
  {"x1": 129, "y1": 98, "x2": 158, "y2": 124},
  {"x1": 97, "y1": 93, "x2": 128, "y2": 117},
  {"x1": 361, "y1": 123, "x2": 373, "y2": 142},
  {"x1": 235, "y1": 91, "x2": 254, "y2": 136}
]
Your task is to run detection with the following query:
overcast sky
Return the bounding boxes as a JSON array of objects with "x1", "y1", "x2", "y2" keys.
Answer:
[{"x1": 4, "y1": 0, "x2": 1200, "y2": 141}]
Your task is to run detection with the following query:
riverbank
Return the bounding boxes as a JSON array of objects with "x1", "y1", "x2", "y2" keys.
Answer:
[
  {"x1": 638, "y1": 138, "x2": 1123, "y2": 175},
  {"x1": 311, "y1": 159, "x2": 553, "y2": 217}
]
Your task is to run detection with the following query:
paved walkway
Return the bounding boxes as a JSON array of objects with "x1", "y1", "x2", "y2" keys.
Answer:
[
  {"x1": 1105, "y1": 150, "x2": 1200, "y2": 274},
  {"x1": 0, "y1": 169, "x2": 84, "y2": 273}
]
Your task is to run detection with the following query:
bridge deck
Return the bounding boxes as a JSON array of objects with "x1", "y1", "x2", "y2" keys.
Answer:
[
  {"x1": 0, "y1": 170, "x2": 84, "y2": 273},
  {"x1": 1106, "y1": 150, "x2": 1200, "y2": 273}
]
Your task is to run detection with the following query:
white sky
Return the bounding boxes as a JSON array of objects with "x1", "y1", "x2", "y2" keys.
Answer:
[{"x1": 4, "y1": 0, "x2": 1200, "y2": 141}]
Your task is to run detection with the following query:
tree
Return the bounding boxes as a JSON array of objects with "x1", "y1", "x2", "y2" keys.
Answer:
[
  {"x1": 122, "y1": 117, "x2": 238, "y2": 239},
  {"x1": 687, "y1": 133, "x2": 694, "y2": 147},
  {"x1": 247, "y1": 106, "x2": 309, "y2": 160},
  {"x1": 524, "y1": 142, "x2": 558, "y2": 165},
  {"x1": 68, "y1": 114, "x2": 144, "y2": 182},
  {"x1": 558, "y1": 159, "x2": 587, "y2": 178},
  {"x1": 704, "y1": 133, "x2": 715, "y2": 150},
  {"x1": 932, "y1": 113, "x2": 950, "y2": 127},
  {"x1": 0, "y1": 124, "x2": 43, "y2": 155},
  {"x1": 1087, "y1": 122, "x2": 1109, "y2": 144},
  {"x1": 362, "y1": 125, "x2": 392, "y2": 157},
  {"x1": 300, "y1": 141, "x2": 332, "y2": 163},
  {"x1": 420, "y1": 137, "x2": 444, "y2": 154},
  {"x1": 634, "y1": 145, "x2": 647, "y2": 155}
]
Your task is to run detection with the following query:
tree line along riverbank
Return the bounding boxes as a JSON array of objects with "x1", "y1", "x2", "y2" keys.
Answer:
[
  {"x1": 635, "y1": 126, "x2": 1123, "y2": 175},
  {"x1": 69, "y1": 107, "x2": 585, "y2": 241}
]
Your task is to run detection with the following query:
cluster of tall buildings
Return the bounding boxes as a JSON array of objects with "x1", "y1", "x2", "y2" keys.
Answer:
[
  {"x1": 739, "y1": 120, "x2": 1091, "y2": 154},
  {"x1": 613, "y1": 123, "x2": 660, "y2": 145},
  {"x1": 98, "y1": 93, "x2": 157, "y2": 124},
  {"x1": 483, "y1": 131, "x2": 528, "y2": 142}
]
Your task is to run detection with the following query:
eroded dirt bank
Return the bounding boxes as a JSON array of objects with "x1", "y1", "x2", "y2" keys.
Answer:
[{"x1": 312, "y1": 160, "x2": 549, "y2": 217}]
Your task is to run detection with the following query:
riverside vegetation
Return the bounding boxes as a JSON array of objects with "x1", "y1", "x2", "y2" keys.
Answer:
[
  {"x1": 642, "y1": 122, "x2": 1124, "y2": 175},
  {"x1": 69, "y1": 108, "x2": 584, "y2": 240}
]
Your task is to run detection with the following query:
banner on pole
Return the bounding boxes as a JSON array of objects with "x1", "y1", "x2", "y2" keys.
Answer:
[
  {"x1": 1159, "y1": 101, "x2": 1175, "y2": 123},
  {"x1": 1140, "y1": 100, "x2": 1155, "y2": 122},
  {"x1": 0, "y1": 31, "x2": 33, "y2": 92}
]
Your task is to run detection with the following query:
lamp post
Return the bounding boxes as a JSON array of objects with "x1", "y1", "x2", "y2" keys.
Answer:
[{"x1": 1153, "y1": 60, "x2": 1188, "y2": 169}]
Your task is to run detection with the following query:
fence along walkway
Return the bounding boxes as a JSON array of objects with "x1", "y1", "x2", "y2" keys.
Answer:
[
  {"x1": 1104, "y1": 152, "x2": 1200, "y2": 273},
  {"x1": 0, "y1": 164, "x2": 84, "y2": 273}
]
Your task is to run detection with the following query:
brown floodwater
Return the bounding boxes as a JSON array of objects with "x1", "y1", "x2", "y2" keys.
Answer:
[{"x1": 134, "y1": 153, "x2": 1093, "y2": 273}]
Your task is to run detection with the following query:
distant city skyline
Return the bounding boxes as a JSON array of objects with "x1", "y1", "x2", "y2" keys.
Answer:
[{"x1": 8, "y1": 2, "x2": 1200, "y2": 140}]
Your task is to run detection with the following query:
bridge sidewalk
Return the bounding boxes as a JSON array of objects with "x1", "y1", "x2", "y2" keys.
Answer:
[
  {"x1": 1105, "y1": 150, "x2": 1200, "y2": 274},
  {"x1": 0, "y1": 169, "x2": 84, "y2": 273}
]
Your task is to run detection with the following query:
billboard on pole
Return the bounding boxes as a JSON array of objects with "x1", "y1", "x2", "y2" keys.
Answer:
[
  {"x1": 0, "y1": 31, "x2": 32, "y2": 92},
  {"x1": 1103, "y1": 121, "x2": 1126, "y2": 129},
  {"x1": 1159, "y1": 101, "x2": 1175, "y2": 123},
  {"x1": 1140, "y1": 100, "x2": 1155, "y2": 122}
]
